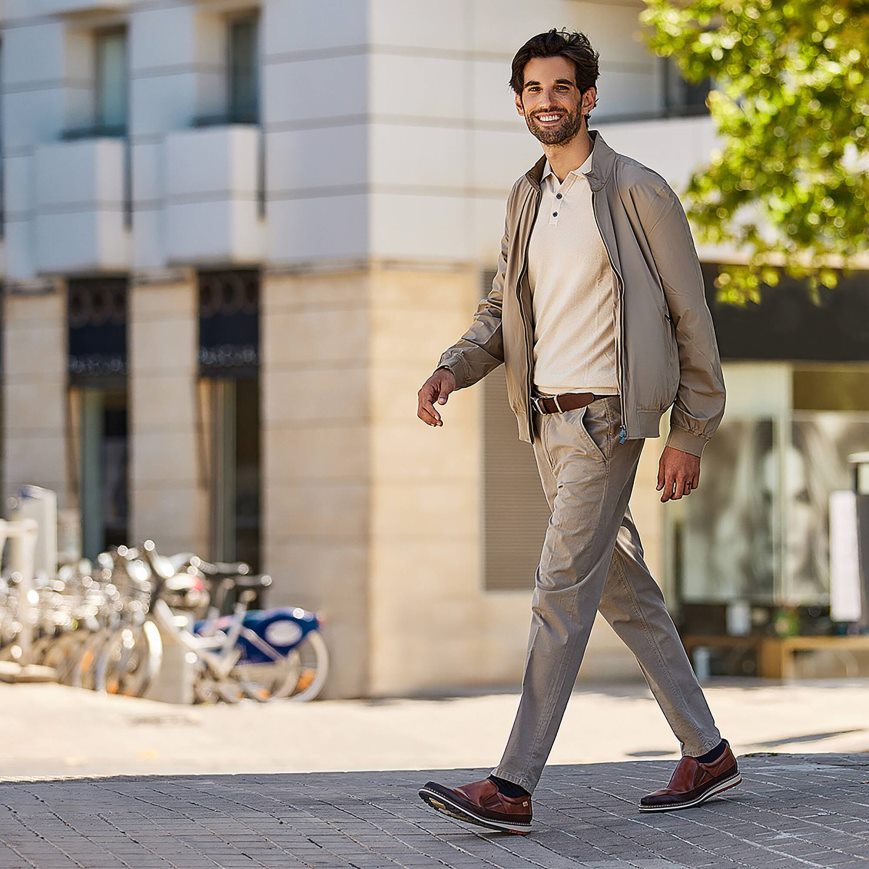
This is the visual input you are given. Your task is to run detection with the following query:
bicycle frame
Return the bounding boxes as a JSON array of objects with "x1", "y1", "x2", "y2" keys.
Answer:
[{"x1": 150, "y1": 598, "x2": 244, "y2": 681}]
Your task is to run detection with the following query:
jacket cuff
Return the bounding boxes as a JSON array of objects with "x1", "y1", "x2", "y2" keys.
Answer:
[
  {"x1": 666, "y1": 426, "x2": 708, "y2": 458},
  {"x1": 435, "y1": 356, "x2": 467, "y2": 390}
]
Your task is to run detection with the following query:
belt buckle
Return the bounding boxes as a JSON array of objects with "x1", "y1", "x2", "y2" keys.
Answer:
[{"x1": 531, "y1": 395, "x2": 545, "y2": 414}]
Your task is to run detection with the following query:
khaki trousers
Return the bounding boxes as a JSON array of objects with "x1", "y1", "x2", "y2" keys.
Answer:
[{"x1": 493, "y1": 396, "x2": 721, "y2": 793}]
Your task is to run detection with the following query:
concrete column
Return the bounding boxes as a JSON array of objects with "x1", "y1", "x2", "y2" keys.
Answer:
[
  {"x1": 3, "y1": 288, "x2": 69, "y2": 505},
  {"x1": 261, "y1": 269, "x2": 372, "y2": 698},
  {"x1": 128, "y1": 275, "x2": 207, "y2": 555},
  {"x1": 366, "y1": 263, "x2": 494, "y2": 695}
]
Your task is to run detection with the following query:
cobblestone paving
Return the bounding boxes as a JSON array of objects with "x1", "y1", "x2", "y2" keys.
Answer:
[{"x1": 0, "y1": 754, "x2": 866, "y2": 868}]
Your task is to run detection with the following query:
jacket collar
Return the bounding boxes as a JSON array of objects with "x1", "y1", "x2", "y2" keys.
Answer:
[{"x1": 524, "y1": 129, "x2": 616, "y2": 193}]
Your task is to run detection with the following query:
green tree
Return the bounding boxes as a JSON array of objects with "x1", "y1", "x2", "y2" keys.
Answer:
[{"x1": 641, "y1": 0, "x2": 868, "y2": 303}]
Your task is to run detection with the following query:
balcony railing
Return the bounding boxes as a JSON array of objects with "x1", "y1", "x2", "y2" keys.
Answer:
[
  {"x1": 33, "y1": 138, "x2": 130, "y2": 274},
  {"x1": 163, "y1": 125, "x2": 263, "y2": 264},
  {"x1": 188, "y1": 113, "x2": 265, "y2": 218},
  {"x1": 59, "y1": 125, "x2": 131, "y2": 228},
  {"x1": 192, "y1": 109, "x2": 259, "y2": 128},
  {"x1": 61, "y1": 123, "x2": 127, "y2": 141}
]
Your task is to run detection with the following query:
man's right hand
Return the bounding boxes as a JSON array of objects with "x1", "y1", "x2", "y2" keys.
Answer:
[{"x1": 417, "y1": 368, "x2": 457, "y2": 427}]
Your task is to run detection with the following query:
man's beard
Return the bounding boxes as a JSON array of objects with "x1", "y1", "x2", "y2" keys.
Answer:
[{"x1": 524, "y1": 106, "x2": 584, "y2": 146}]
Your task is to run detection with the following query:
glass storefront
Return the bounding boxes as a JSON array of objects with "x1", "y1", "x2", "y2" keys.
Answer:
[
  {"x1": 670, "y1": 265, "x2": 869, "y2": 676},
  {"x1": 67, "y1": 278, "x2": 129, "y2": 558},
  {"x1": 675, "y1": 388, "x2": 869, "y2": 610}
]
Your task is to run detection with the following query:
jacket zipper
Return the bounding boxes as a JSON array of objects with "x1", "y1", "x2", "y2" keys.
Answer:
[
  {"x1": 591, "y1": 190, "x2": 627, "y2": 443},
  {"x1": 517, "y1": 187, "x2": 541, "y2": 442}
]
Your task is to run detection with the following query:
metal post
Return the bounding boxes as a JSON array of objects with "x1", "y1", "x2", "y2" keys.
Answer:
[
  {"x1": 847, "y1": 452, "x2": 869, "y2": 630},
  {"x1": 4, "y1": 518, "x2": 39, "y2": 662}
]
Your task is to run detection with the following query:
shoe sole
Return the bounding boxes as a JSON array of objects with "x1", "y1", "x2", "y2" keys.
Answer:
[
  {"x1": 418, "y1": 786, "x2": 533, "y2": 835},
  {"x1": 638, "y1": 772, "x2": 742, "y2": 812}
]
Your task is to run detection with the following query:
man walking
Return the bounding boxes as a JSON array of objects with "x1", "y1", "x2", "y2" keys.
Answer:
[{"x1": 415, "y1": 30, "x2": 739, "y2": 834}]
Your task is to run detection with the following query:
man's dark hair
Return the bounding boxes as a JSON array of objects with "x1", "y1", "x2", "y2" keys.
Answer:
[{"x1": 510, "y1": 29, "x2": 600, "y2": 119}]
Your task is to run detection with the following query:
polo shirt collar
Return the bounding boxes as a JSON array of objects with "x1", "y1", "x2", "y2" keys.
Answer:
[{"x1": 541, "y1": 146, "x2": 594, "y2": 184}]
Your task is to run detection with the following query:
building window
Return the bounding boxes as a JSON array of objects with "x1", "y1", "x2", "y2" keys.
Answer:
[
  {"x1": 228, "y1": 14, "x2": 259, "y2": 123},
  {"x1": 661, "y1": 58, "x2": 710, "y2": 118},
  {"x1": 0, "y1": 37, "x2": 4, "y2": 237},
  {"x1": 95, "y1": 28, "x2": 128, "y2": 134}
]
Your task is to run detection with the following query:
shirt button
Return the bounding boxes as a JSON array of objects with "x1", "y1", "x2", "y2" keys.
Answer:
[
  {"x1": 552, "y1": 212, "x2": 558, "y2": 217},
  {"x1": 556, "y1": 193, "x2": 563, "y2": 199}
]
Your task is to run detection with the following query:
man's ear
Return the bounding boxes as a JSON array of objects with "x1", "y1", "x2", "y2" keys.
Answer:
[
  {"x1": 514, "y1": 91, "x2": 525, "y2": 116},
  {"x1": 582, "y1": 86, "x2": 597, "y2": 116}
]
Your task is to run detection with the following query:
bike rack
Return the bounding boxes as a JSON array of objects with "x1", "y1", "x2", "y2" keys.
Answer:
[{"x1": 0, "y1": 517, "x2": 56, "y2": 681}]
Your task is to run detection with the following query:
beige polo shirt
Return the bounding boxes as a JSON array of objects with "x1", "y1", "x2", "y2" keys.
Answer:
[{"x1": 528, "y1": 148, "x2": 619, "y2": 396}]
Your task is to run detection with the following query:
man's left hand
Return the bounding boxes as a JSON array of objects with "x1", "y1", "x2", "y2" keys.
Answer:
[{"x1": 656, "y1": 446, "x2": 701, "y2": 502}]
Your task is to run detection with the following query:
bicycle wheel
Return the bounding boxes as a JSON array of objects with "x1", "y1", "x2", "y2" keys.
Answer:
[
  {"x1": 233, "y1": 630, "x2": 329, "y2": 702},
  {"x1": 231, "y1": 654, "x2": 301, "y2": 702},
  {"x1": 192, "y1": 664, "x2": 244, "y2": 705},
  {"x1": 288, "y1": 630, "x2": 329, "y2": 701},
  {"x1": 39, "y1": 631, "x2": 85, "y2": 684},
  {"x1": 71, "y1": 630, "x2": 107, "y2": 689},
  {"x1": 95, "y1": 621, "x2": 163, "y2": 697}
]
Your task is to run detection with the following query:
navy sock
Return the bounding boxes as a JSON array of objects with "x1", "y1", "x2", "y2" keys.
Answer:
[
  {"x1": 694, "y1": 740, "x2": 727, "y2": 764},
  {"x1": 488, "y1": 775, "x2": 530, "y2": 798}
]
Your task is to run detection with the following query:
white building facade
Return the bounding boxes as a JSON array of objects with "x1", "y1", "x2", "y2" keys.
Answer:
[{"x1": 5, "y1": 0, "x2": 865, "y2": 696}]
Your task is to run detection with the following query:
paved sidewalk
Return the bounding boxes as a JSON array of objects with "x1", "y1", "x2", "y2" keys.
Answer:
[
  {"x1": 0, "y1": 754, "x2": 866, "y2": 868},
  {"x1": 1, "y1": 681, "x2": 867, "y2": 779}
]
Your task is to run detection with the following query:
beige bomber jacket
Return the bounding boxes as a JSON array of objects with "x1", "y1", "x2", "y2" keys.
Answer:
[{"x1": 436, "y1": 130, "x2": 726, "y2": 458}]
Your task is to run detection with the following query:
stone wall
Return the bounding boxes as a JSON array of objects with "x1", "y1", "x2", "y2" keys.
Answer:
[
  {"x1": 3, "y1": 289, "x2": 69, "y2": 506},
  {"x1": 129, "y1": 276, "x2": 208, "y2": 556},
  {"x1": 261, "y1": 269, "x2": 372, "y2": 698}
]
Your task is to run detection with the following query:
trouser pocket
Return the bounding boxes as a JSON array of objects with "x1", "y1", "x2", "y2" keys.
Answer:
[{"x1": 567, "y1": 397, "x2": 615, "y2": 463}]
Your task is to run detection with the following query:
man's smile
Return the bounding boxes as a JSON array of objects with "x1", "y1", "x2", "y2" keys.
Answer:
[{"x1": 534, "y1": 112, "x2": 565, "y2": 124}]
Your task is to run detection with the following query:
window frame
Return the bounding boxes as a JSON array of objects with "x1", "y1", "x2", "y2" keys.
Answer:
[
  {"x1": 226, "y1": 10, "x2": 261, "y2": 125},
  {"x1": 93, "y1": 25, "x2": 129, "y2": 135}
]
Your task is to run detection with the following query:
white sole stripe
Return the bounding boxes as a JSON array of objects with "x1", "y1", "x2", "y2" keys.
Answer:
[
  {"x1": 638, "y1": 772, "x2": 742, "y2": 812},
  {"x1": 418, "y1": 787, "x2": 533, "y2": 833}
]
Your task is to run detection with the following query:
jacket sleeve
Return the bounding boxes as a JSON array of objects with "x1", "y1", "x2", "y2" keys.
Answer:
[
  {"x1": 644, "y1": 184, "x2": 726, "y2": 457},
  {"x1": 434, "y1": 210, "x2": 510, "y2": 390}
]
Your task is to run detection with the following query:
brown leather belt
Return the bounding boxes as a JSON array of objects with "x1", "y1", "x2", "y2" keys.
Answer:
[{"x1": 531, "y1": 392, "x2": 598, "y2": 414}]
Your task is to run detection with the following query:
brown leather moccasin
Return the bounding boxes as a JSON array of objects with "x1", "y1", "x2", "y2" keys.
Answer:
[
  {"x1": 639, "y1": 740, "x2": 741, "y2": 812},
  {"x1": 418, "y1": 778, "x2": 532, "y2": 834}
]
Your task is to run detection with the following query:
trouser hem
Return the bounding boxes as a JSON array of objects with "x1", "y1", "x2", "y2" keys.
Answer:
[
  {"x1": 491, "y1": 766, "x2": 537, "y2": 794},
  {"x1": 680, "y1": 733, "x2": 724, "y2": 758}
]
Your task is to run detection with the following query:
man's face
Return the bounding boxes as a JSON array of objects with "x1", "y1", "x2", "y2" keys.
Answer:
[{"x1": 514, "y1": 56, "x2": 594, "y2": 146}]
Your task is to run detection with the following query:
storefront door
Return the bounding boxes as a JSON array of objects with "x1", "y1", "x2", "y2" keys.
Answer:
[
  {"x1": 79, "y1": 387, "x2": 128, "y2": 557},
  {"x1": 208, "y1": 376, "x2": 260, "y2": 569},
  {"x1": 198, "y1": 270, "x2": 261, "y2": 571},
  {"x1": 67, "y1": 278, "x2": 129, "y2": 559}
]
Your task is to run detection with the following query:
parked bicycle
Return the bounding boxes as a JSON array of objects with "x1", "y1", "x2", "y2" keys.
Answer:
[{"x1": 0, "y1": 541, "x2": 329, "y2": 703}]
